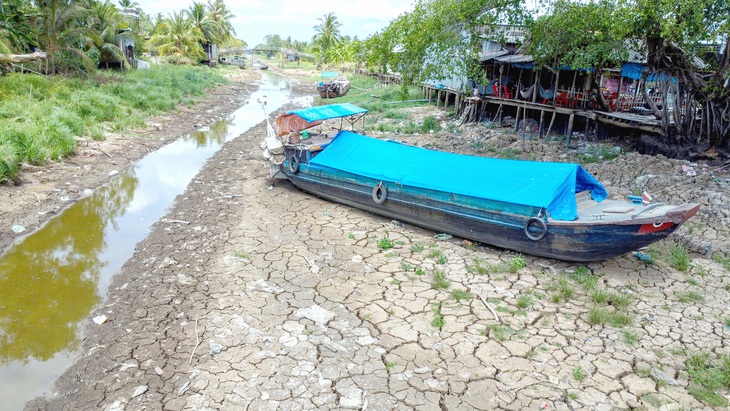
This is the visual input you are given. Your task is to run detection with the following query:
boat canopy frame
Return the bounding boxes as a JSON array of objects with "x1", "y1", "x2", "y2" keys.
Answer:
[{"x1": 276, "y1": 103, "x2": 368, "y2": 136}]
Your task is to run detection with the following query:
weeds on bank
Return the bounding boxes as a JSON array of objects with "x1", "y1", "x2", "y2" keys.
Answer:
[
  {"x1": 685, "y1": 352, "x2": 730, "y2": 406},
  {"x1": 0, "y1": 66, "x2": 225, "y2": 182}
]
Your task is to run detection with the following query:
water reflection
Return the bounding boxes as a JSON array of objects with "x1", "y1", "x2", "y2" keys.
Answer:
[
  {"x1": 0, "y1": 71, "x2": 290, "y2": 410},
  {"x1": 0, "y1": 171, "x2": 137, "y2": 363}
]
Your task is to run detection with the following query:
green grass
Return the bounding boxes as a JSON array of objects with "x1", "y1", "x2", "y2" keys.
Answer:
[
  {"x1": 547, "y1": 276, "x2": 575, "y2": 303},
  {"x1": 587, "y1": 306, "x2": 633, "y2": 327},
  {"x1": 0, "y1": 65, "x2": 225, "y2": 181},
  {"x1": 508, "y1": 255, "x2": 526, "y2": 273},
  {"x1": 431, "y1": 303, "x2": 444, "y2": 329},
  {"x1": 685, "y1": 353, "x2": 730, "y2": 406},
  {"x1": 432, "y1": 269, "x2": 451, "y2": 290},
  {"x1": 466, "y1": 257, "x2": 490, "y2": 275},
  {"x1": 669, "y1": 245, "x2": 691, "y2": 272},
  {"x1": 714, "y1": 254, "x2": 730, "y2": 270},
  {"x1": 450, "y1": 289, "x2": 472, "y2": 302},
  {"x1": 421, "y1": 115, "x2": 440, "y2": 133},
  {"x1": 569, "y1": 266, "x2": 598, "y2": 290},
  {"x1": 377, "y1": 233, "x2": 394, "y2": 250},
  {"x1": 516, "y1": 294, "x2": 533, "y2": 309},
  {"x1": 622, "y1": 329, "x2": 640, "y2": 345},
  {"x1": 572, "y1": 366, "x2": 586, "y2": 381},
  {"x1": 677, "y1": 290, "x2": 705, "y2": 303}
]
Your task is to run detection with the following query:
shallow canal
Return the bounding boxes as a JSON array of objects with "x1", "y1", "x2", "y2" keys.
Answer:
[{"x1": 0, "y1": 71, "x2": 292, "y2": 410}]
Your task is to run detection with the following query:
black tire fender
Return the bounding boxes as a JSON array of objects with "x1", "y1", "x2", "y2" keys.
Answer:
[
  {"x1": 524, "y1": 217, "x2": 548, "y2": 241},
  {"x1": 288, "y1": 155, "x2": 300, "y2": 174},
  {"x1": 372, "y1": 182, "x2": 387, "y2": 205}
]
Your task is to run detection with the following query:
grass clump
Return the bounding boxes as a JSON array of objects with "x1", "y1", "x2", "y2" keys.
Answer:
[
  {"x1": 466, "y1": 257, "x2": 490, "y2": 275},
  {"x1": 516, "y1": 294, "x2": 533, "y2": 309},
  {"x1": 677, "y1": 290, "x2": 705, "y2": 303},
  {"x1": 421, "y1": 115, "x2": 440, "y2": 133},
  {"x1": 669, "y1": 245, "x2": 691, "y2": 272},
  {"x1": 587, "y1": 306, "x2": 633, "y2": 327},
  {"x1": 547, "y1": 276, "x2": 575, "y2": 303},
  {"x1": 450, "y1": 289, "x2": 472, "y2": 302},
  {"x1": 572, "y1": 366, "x2": 586, "y2": 381},
  {"x1": 377, "y1": 233, "x2": 394, "y2": 250},
  {"x1": 508, "y1": 255, "x2": 526, "y2": 273},
  {"x1": 432, "y1": 269, "x2": 451, "y2": 290},
  {"x1": 431, "y1": 303, "x2": 444, "y2": 329}
]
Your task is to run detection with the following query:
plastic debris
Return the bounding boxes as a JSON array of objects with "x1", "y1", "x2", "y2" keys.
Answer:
[
  {"x1": 539, "y1": 401, "x2": 550, "y2": 410},
  {"x1": 93, "y1": 315, "x2": 108, "y2": 325},
  {"x1": 11, "y1": 225, "x2": 26, "y2": 234},
  {"x1": 209, "y1": 341, "x2": 223, "y2": 355},
  {"x1": 632, "y1": 252, "x2": 654, "y2": 264},
  {"x1": 434, "y1": 233, "x2": 452, "y2": 241}
]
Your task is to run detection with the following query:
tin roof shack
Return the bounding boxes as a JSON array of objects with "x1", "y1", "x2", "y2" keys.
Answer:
[{"x1": 98, "y1": 8, "x2": 140, "y2": 70}]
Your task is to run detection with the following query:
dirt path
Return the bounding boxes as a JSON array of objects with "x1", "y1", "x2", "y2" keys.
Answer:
[{"x1": 17, "y1": 69, "x2": 730, "y2": 410}]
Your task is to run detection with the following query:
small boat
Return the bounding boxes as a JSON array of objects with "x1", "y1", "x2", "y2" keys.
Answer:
[
  {"x1": 263, "y1": 105, "x2": 699, "y2": 262},
  {"x1": 317, "y1": 72, "x2": 350, "y2": 98}
]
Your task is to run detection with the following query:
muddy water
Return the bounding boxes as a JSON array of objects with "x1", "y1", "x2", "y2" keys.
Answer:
[{"x1": 0, "y1": 71, "x2": 293, "y2": 411}]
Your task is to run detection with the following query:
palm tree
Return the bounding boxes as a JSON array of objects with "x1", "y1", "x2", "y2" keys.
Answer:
[
  {"x1": 117, "y1": 0, "x2": 139, "y2": 11},
  {"x1": 33, "y1": 0, "x2": 99, "y2": 73},
  {"x1": 312, "y1": 12, "x2": 342, "y2": 65},
  {"x1": 148, "y1": 10, "x2": 205, "y2": 63},
  {"x1": 187, "y1": 2, "x2": 216, "y2": 44},
  {"x1": 206, "y1": 0, "x2": 235, "y2": 44}
]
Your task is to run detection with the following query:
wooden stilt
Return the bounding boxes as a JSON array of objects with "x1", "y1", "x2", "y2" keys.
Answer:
[{"x1": 566, "y1": 113, "x2": 575, "y2": 145}]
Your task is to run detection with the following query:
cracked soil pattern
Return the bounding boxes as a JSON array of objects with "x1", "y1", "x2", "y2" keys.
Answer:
[{"x1": 11, "y1": 68, "x2": 730, "y2": 410}]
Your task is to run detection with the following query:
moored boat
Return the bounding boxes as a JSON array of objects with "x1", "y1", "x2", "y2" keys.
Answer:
[
  {"x1": 317, "y1": 72, "x2": 350, "y2": 98},
  {"x1": 263, "y1": 105, "x2": 700, "y2": 262}
]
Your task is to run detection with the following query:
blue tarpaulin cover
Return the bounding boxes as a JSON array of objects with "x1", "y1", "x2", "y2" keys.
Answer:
[
  {"x1": 310, "y1": 131, "x2": 608, "y2": 221},
  {"x1": 286, "y1": 104, "x2": 368, "y2": 122}
]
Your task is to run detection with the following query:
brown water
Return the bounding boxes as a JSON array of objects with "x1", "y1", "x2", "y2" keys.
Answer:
[{"x1": 0, "y1": 72, "x2": 294, "y2": 410}]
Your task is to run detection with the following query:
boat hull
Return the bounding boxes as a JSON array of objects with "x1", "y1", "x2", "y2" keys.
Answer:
[
  {"x1": 281, "y1": 161, "x2": 699, "y2": 262},
  {"x1": 317, "y1": 82, "x2": 350, "y2": 98}
]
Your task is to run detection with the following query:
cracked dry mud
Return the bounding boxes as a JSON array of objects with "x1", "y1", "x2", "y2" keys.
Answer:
[{"x1": 22, "y1": 70, "x2": 730, "y2": 410}]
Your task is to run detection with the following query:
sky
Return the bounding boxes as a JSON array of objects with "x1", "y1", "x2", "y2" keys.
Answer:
[{"x1": 133, "y1": 0, "x2": 415, "y2": 47}]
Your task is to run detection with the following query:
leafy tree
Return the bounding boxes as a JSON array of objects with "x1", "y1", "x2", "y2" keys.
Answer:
[
  {"x1": 528, "y1": 0, "x2": 629, "y2": 108},
  {"x1": 0, "y1": 0, "x2": 34, "y2": 53},
  {"x1": 312, "y1": 12, "x2": 342, "y2": 65},
  {"x1": 623, "y1": 0, "x2": 729, "y2": 147},
  {"x1": 367, "y1": 0, "x2": 528, "y2": 84}
]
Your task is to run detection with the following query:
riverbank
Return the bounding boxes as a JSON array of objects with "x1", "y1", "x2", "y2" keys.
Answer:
[{"x1": 16, "y1": 66, "x2": 730, "y2": 410}]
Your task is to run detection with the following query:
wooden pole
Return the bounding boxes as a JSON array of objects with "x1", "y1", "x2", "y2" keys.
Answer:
[
  {"x1": 539, "y1": 109, "x2": 546, "y2": 138},
  {"x1": 566, "y1": 112, "x2": 575, "y2": 145}
]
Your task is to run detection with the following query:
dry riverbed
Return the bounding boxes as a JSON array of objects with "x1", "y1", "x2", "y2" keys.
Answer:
[{"x1": 8, "y1": 67, "x2": 730, "y2": 410}]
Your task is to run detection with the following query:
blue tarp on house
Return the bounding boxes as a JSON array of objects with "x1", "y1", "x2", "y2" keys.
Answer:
[{"x1": 310, "y1": 131, "x2": 608, "y2": 221}]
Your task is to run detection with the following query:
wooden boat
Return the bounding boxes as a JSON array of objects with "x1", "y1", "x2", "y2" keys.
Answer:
[
  {"x1": 317, "y1": 72, "x2": 350, "y2": 98},
  {"x1": 263, "y1": 105, "x2": 700, "y2": 262}
]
